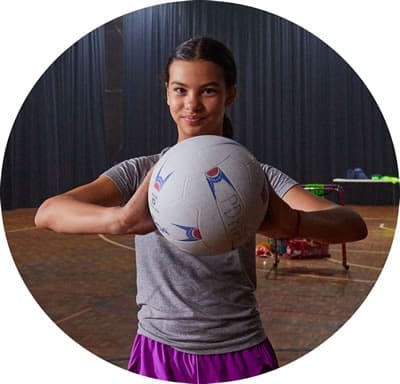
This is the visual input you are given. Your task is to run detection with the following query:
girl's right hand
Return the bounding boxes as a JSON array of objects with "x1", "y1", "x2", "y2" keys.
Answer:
[{"x1": 116, "y1": 168, "x2": 157, "y2": 235}]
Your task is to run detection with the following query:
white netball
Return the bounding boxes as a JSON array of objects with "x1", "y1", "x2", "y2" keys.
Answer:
[{"x1": 148, "y1": 135, "x2": 269, "y2": 256}]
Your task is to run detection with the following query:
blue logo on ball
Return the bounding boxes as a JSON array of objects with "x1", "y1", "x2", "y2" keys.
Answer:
[
  {"x1": 205, "y1": 167, "x2": 235, "y2": 200},
  {"x1": 154, "y1": 162, "x2": 173, "y2": 192},
  {"x1": 173, "y1": 223, "x2": 202, "y2": 241}
]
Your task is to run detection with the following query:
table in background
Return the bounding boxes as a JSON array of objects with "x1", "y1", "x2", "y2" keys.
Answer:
[{"x1": 332, "y1": 178, "x2": 399, "y2": 205}]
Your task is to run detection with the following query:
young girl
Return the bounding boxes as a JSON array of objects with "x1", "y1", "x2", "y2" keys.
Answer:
[{"x1": 35, "y1": 37, "x2": 367, "y2": 383}]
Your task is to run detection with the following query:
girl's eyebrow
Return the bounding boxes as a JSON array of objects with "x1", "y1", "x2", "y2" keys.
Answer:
[{"x1": 170, "y1": 81, "x2": 221, "y2": 88}]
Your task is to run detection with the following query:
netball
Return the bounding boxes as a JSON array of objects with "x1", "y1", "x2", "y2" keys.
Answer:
[{"x1": 148, "y1": 135, "x2": 269, "y2": 255}]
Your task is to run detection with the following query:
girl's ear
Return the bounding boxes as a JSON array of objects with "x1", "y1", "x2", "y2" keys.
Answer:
[
  {"x1": 165, "y1": 82, "x2": 170, "y2": 106},
  {"x1": 225, "y1": 86, "x2": 237, "y2": 107}
]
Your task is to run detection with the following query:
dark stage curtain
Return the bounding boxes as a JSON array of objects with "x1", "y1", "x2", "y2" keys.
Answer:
[
  {"x1": 121, "y1": 1, "x2": 397, "y2": 185},
  {"x1": 1, "y1": 1, "x2": 397, "y2": 209},
  {"x1": 1, "y1": 27, "x2": 107, "y2": 209}
]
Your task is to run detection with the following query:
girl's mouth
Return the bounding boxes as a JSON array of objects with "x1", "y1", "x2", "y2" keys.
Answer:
[{"x1": 183, "y1": 115, "x2": 203, "y2": 125}]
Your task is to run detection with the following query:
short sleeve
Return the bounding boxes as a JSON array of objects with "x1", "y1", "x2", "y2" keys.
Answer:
[
  {"x1": 260, "y1": 163, "x2": 298, "y2": 198},
  {"x1": 101, "y1": 154, "x2": 161, "y2": 205}
]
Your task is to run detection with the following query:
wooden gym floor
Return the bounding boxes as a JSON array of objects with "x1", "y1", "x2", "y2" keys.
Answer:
[{"x1": 2, "y1": 205, "x2": 397, "y2": 372}]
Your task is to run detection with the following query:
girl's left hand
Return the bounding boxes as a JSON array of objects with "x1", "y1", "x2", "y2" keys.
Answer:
[{"x1": 259, "y1": 183, "x2": 299, "y2": 239}]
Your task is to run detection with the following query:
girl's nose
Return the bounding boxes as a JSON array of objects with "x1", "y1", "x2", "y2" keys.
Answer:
[{"x1": 184, "y1": 93, "x2": 202, "y2": 111}]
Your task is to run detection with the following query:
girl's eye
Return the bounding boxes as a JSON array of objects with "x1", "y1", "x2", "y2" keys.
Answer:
[
  {"x1": 174, "y1": 87, "x2": 186, "y2": 94},
  {"x1": 203, "y1": 88, "x2": 217, "y2": 95}
]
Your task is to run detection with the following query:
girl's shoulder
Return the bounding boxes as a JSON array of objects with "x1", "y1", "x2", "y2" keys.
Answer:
[
  {"x1": 114, "y1": 147, "x2": 169, "y2": 174},
  {"x1": 101, "y1": 149, "x2": 168, "y2": 204},
  {"x1": 259, "y1": 162, "x2": 298, "y2": 198}
]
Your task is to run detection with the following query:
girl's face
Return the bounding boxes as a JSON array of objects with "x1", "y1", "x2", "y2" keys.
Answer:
[{"x1": 166, "y1": 59, "x2": 236, "y2": 142}]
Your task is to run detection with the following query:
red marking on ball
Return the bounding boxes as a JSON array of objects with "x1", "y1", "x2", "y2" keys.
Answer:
[{"x1": 206, "y1": 167, "x2": 219, "y2": 177}]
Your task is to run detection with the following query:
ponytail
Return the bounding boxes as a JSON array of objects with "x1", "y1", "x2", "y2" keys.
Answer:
[{"x1": 222, "y1": 114, "x2": 234, "y2": 139}]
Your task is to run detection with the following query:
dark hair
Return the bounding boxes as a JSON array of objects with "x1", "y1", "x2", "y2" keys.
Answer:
[{"x1": 165, "y1": 37, "x2": 236, "y2": 138}]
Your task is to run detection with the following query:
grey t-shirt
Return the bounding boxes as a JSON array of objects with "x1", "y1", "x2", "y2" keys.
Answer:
[{"x1": 102, "y1": 150, "x2": 297, "y2": 354}]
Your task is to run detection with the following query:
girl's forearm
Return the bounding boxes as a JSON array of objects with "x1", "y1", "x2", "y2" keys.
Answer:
[
  {"x1": 259, "y1": 183, "x2": 368, "y2": 243},
  {"x1": 35, "y1": 171, "x2": 156, "y2": 236},
  {"x1": 34, "y1": 195, "x2": 123, "y2": 234},
  {"x1": 297, "y1": 206, "x2": 368, "y2": 244}
]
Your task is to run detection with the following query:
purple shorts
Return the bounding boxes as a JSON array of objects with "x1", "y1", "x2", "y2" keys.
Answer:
[{"x1": 128, "y1": 334, "x2": 279, "y2": 383}]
